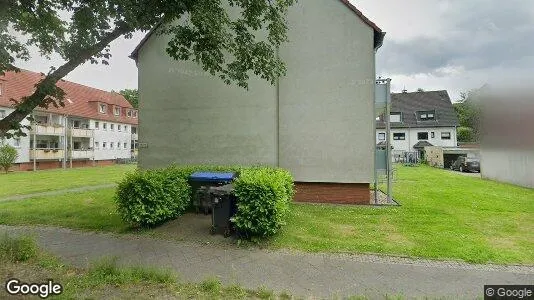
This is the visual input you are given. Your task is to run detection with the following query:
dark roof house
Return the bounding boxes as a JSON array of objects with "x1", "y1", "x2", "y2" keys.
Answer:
[{"x1": 376, "y1": 90, "x2": 459, "y2": 129}]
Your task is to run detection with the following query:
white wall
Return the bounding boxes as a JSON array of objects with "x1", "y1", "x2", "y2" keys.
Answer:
[
  {"x1": 376, "y1": 127, "x2": 457, "y2": 152},
  {"x1": 90, "y1": 119, "x2": 132, "y2": 160},
  {"x1": 0, "y1": 106, "x2": 31, "y2": 163},
  {"x1": 481, "y1": 149, "x2": 534, "y2": 188}
]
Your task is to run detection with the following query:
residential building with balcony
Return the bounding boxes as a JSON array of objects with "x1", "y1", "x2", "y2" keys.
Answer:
[{"x1": 0, "y1": 69, "x2": 138, "y2": 170}]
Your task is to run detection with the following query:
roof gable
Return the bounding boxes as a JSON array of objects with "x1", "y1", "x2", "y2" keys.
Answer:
[
  {"x1": 130, "y1": 1, "x2": 384, "y2": 61},
  {"x1": 377, "y1": 90, "x2": 459, "y2": 129}
]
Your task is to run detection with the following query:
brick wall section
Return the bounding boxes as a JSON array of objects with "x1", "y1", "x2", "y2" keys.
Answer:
[{"x1": 294, "y1": 182, "x2": 370, "y2": 205}]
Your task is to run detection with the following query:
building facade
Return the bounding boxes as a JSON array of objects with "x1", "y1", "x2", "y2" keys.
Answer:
[
  {"x1": 131, "y1": 1, "x2": 385, "y2": 204},
  {"x1": 376, "y1": 90, "x2": 460, "y2": 166},
  {"x1": 0, "y1": 70, "x2": 138, "y2": 170}
]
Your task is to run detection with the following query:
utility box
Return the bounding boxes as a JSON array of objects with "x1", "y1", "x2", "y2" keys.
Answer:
[{"x1": 189, "y1": 172, "x2": 236, "y2": 214}]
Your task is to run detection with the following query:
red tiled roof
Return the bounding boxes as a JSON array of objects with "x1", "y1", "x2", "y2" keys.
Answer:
[
  {"x1": 130, "y1": 1, "x2": 384, "y2": 61},
  {"x1": 0, "y1": 69, "x2": 138, "y2": 125}
]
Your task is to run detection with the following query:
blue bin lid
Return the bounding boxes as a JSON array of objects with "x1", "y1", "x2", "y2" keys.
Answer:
[{"x1": 189, "y1": 171, "x2": 236, "y2": 182}]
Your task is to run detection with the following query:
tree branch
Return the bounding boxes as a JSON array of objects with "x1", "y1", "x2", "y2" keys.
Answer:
[{"x1": 0, "y1": 23, "x2": 132, "y2": 137}]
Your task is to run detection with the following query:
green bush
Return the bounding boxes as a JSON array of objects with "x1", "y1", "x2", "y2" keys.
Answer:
[
  {"x1": 115, "y1": 168, "x2": 191, "y2": 227},
  {"x1": 232, "y1": 167, "x2": 294, "y2": 239},
  {"x1": 115, "y1": 165, "x2": 294, "y2": 238},
  {"x1": 0, "y1": 143, "x2": 18, "y2": 173}
]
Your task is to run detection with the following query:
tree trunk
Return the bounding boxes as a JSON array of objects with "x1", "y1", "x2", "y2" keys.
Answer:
[{"x1": 0, "y1": 24, "x2": 132, "y2": 136}]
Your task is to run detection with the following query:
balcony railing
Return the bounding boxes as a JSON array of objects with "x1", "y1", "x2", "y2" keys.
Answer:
[
  {"x1": 31, "y1": 124, "x2": 64, "y2": 136},
  {"x1": 70, "y1": 150, "x2": 93, "y2": 159},
  {"x1": 30, "y1": 149, "x2": 64, "y2": 160},
  {"x1": 70, "y1": 128, "x2": 93, "y2": 137}
]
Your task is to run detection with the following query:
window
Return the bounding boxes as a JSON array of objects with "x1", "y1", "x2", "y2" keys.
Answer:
[
  {"x1": 127, "y1": 110, "x2": 132, "y2": 118},
  {"x1": 124, "y1": 125, "x2": 128, "y2": 132},
  {"x1": 103, "y1": 123, "x2": 107, "y2": 130},
  {"x1": 131, "y1": 127, "x2": 137, "y2": 134},
  {"x1": 378, "y1": 133, "x2": 386, "y2": 141},
  {"x1": 114, "y1": 107, "x2": 121, "y2": 116},
  {"x1": 99, "y1": 104, "x2": 107, "y2": 114},
  {"x1": 110, "y1": 142, "x2": 114, "y2": 149},
  {"x1": 0, "y1": 83, "x2": 3, "y2": 96},
  {"x1": 13, "y1": 138, "x2": 20, "y2": 147},
  {"x1": 94, "y1": 122, "x2": 99, "y2": 129},
  {"x1": 431, "y1": 132, "x2": 435, "y2": 138},
  {"x1": 393, "y1": 133, "x2": 406, "y2": 140},
  {"x1": 110, "y1": 124, "x2": 114, "y2": 131},
  {"x1": 124, "y1": 142, "x2": 128, "y2": 149},
  {"x1": 95, "y1": 142, "x2": 99, "y2": 149},
  {"x1": 418, "y1": 110, "x2": 436, "y2": 121},
  {"x1": 118, "y1": 125, "x2": 121, "y2": 132},
  {"x1": 390, "y1": 112, "x2": 402, "y2": 123},
  {"x1": 0, "y1": 110, "x2": 5, "y2": 119},
  {"x1": 132, "y1": 110, "x2": 138, "y2": 118},
  {"x1": 102, "y1": 142, "x2": 107, "y2": 149},
  {"x1": 441, "y1": 132, "x2": 451, "y2": 140},
  {"x1": 117, "y1": 142, "x2": 121, "y2": 149},
  {"x1": 418, "y1": 132, "x2": 429, "y2": 140},
  {"x1": 73, "y1": 120, "x2": 80, "y2": 128}
]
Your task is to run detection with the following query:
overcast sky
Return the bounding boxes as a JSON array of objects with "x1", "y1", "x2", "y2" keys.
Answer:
[{"x1": 14, "y1": 0, "x2": 534, "y2": 101}]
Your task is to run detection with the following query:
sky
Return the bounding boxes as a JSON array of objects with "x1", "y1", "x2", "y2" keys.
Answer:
[{"x1": 14, "y1": 0, "x2": 534, "y2": 102}]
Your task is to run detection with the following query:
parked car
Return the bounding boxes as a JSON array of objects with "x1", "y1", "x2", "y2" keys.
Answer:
[{"x1": 450, "y1": 156, "x2": 480, "y2": 173}]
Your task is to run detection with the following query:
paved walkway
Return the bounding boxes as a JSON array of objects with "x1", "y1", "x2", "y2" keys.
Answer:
[
  {"x1": 0, "y1": 184, "x2": 116, "y2": 202},
  {"x1": 1, "y1": 225, "x2": 533, "y2": 299}
]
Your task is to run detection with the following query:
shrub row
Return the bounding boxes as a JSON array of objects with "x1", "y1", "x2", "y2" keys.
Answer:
[{"x1": 115, "y1": 165, "x2": 294, "y2": 239}]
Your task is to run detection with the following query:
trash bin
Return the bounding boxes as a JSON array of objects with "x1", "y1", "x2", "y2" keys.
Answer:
[
  {"x1": 209, "y1": 184, "x2": 237, "y2": 237},
  {"x1": 189, "y1": 172, "x2": 236, "y2": 214}
]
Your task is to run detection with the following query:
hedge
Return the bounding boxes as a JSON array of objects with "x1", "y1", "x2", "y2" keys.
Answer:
[
  {"x1": 115, "y1": 165, "x2": 294, "y2": 238},
  {"x1": 232, "y1": 167, "x2": 294, "y2": 239},
  {"x1": 115, "y1": 168, "x2": 191, "y2": 227}
]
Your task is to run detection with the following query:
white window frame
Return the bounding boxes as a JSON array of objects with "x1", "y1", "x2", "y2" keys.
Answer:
[
  {"x1": 378, "y1": 132, "x2": 386, "y2": 141},
  {"x1": 132, "y1": 110, "x2": 138, "y2": 118},
  {"x1": 110, "y1": 123, "x2": 114, "y2": 131},
  {"x1": 0, "y1": 109, "x2": 5, "y2": 119},
  {"x1": 114, "y1": 106, "x2": 121, "y2": 116},
  {"x1": 94, "y1": 121, "x2": 99, "y2": 129},
  {"x1": 118, "y1": 124, "x2": 121, "y2": 132},
  {"x1": 393, "y1": 133, "x2": 406, "y2": 140},
  {"x1": 13, "y1": 138, "x2": 21, "y2": 148},
  {"x1": 94, "y1": 142, "x2": 100, "y2": 149},
  {"x1": 127, "y1": 110, "x2": 132, "y2": 118},
  {"x1": 99, "y1": 103, "x2": 107, "y2": 114},
  {"x1": 418, "y1": 132, "x2": 429, "y2": 140},
  {"x1": 103, "y1": 123, "x2": 107, "y2": 130},
  {"x1": 441, "y1": 132, "x2": 451, "y2": 140},
  {"x1": 124, "y1": 142, "x2": 128, "y2": 149},
  {"x1": 102, "y1": 142, "x2": 107, "y2": 149},
  {"x1": 390, "y1": 112, "x2": 402, "y2": 123}
]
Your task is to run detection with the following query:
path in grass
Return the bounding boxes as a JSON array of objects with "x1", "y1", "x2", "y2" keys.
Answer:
[
  {"x1": 0, "y1": 164, "x2": 135, "y2": 197},
  {"x1": 0, "y1": 183, "x2": 116, "y2": 202},
  {"x1": 2, "y1": 225, "x2": 533, "y2": 299}
]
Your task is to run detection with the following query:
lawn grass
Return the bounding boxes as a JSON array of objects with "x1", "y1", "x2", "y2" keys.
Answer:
[
  {"x1": 271, "y1": 165, "x2": 534, "y2": 264},
  {"x1": 0, "y1": 235, "x2": 290, "y2": 300},
  {"x1": 0, "y1": 188, "x2": 130, "y2": 233},
  {"x1": 0, "y1": 164, "x2": 136, "y2": 198},
  {"x1": 1, "y1": 164, "x2": 532, "y2": 264}
]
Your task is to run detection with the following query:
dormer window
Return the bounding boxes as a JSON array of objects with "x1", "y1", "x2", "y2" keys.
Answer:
[
  {"x1": 390, "y1": 112, "x2": 402, "y2": 123},
  {"x1": 99, "y1": 103, "x2": 107, "y2": 114},
  {"x1": 114, "y1": 106, "x2": 121, "y2": 116},
  {"x1": 132, "y1": 110, "x2": 138, "y2": 118},
  {"x1": 418, "y1": 110, "x2": 436, "y2": 121},
  {"x1": 0, "y1": 83, "x2": 3, "y2": 96},
  {"x1": 126, "y1": 110, "x2": 132, "y2": 118}
]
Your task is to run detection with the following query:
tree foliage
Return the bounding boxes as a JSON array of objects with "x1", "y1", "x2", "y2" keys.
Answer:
[
  {"x1": 119, "y1": 89, "x2": 139, "y2": 108},
  {"x1": 453, "y1": 89, "x2": 482, "y2": 142},
  {"x1": 0, "y1": 0, "x2": 295, "y2": 137},
  {"x1": 0, "y1": 143, "x2": 18, "y2": 173}
]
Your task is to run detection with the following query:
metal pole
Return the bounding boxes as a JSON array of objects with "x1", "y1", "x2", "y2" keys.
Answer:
[
  {"x1": 63, "y1": 115, "x2": 67, "y2": 169},
  {"x1": 32, "y1": 115, "x2": 36, "y2": 171},
  {"x1": 385, "y1": 79, "x2": 393, "y2": 203},
  {"x1": 69, "y1": 123, "x2": 73, "y2": 168}
]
